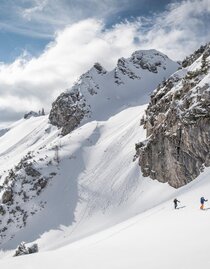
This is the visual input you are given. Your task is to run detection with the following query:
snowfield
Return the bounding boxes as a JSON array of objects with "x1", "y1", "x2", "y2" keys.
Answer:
[
  {"x1": 0, "y1": 105, "x2": 175, "y2": 250},
  {"x1": 0, "y1": 104, "x2": 210, "y2": 269}
]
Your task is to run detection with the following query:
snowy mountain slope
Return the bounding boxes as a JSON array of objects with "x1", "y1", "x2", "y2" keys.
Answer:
[
  {"x1": 0, "y1": 104, "x2": 176, "y2": 252},
  {"x1": 0, "y1": 49, "x2": 179, "y2": 250},
  {"x1": 1, "y1": 167, "x2": 210, "y2": 269},
  {"x1": 1, "y1": 45, "x2": 209, "y2": 269},
  {"x1": 0, "y1": 116, "x2": 57, "y2": 173},
  {"x1": 49, "y1": 49, "x2": 179, "y2": 135}
]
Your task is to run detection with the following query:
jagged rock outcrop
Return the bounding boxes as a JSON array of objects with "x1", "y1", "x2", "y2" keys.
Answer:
[
  {"x1": 93, "y1": 62, "x2": 107, "y2": 75},
  {"x1": 114, "y1": 50, "x2": 170, "y2": 85},
  {"x1": 130, "y1": 50, "x2": 168, "y2": 72},
  {"x1": 0, "y1": 128, "x2": 9, "y2": 137},
  {"x1": 14, "y1": 242, "x2": 38, "y2": 256},
  {"x1": 49, "y1": 63, "x2": 108, "y2": 135},
  {"x1": 49, "y1": 51, "x2": 178, "y2": 135},
  {"x1": 137, "y1": 43, "x2": 210, "y2": 188},
  {"x1": 2, "y1": 189, "x2": 13, "y2": 204},
  {"x1": 114, "y1": 57, "x2": 140, "y2": 85},
  {"x1": 24, "y1": 111, "x2": 39, "y2": 119},
  {"x1": 49, "y1": 89, "x2": 91, "y2": 136},
  {"x1": 0, "y1": 152, "x2": 57, "y2": 244},
  {"x1": 182, "y1": 44, "x2": 208, "y2": 68},
  {"x1": 0, "y1": 205, "x2": 6, "y2": 216}
]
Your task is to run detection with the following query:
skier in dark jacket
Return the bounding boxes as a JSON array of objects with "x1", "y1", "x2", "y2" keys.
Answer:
[
  {"x1": 200, "y1": 197, "x2": 208, "y2": 210},
  {"x1": 173, "y1": 198, "x2": 180, "y2": 209}
]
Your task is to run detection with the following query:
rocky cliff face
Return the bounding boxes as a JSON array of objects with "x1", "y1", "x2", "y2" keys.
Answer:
[
  {"x1": 49, "y1": 63, "x2": 106, "y2": 135},
  {"x1": 0, "y1": 151, "x2": 57, "y2": 245},
  {"x1": 137, "y1": 44, "x2": 210, "y2": 188},
  {"x1": 49, "y1": 50, "x2": 178, "y2": 135},
  {"x1": 49, "y1": 89, "x2": 90, "y2": 136}
]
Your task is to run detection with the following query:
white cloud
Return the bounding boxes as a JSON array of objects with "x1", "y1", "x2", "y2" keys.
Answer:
[
  {"x1": 0, "y1": 19, "x2": 141, "y2": 120},
  {"x1": 22, "y1": 0, "x2": 48, "y2": 21},
  {"x1": 5, "y1": 0, "x2": 129, "y2": 38},
  {"x1": 134, "y1": 0, "x2": 210, "y2": 60},
  {"x1": 0, "y1": 0, "x2": 209, "y2": 121}
]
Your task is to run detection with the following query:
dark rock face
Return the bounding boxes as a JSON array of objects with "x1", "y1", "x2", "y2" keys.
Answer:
[
  {"x1": 0, "y1": 128, "x2": 9, "y2": 137},
  {"x1": 137, "y1": 44, "x2": 210, "y2": 188},
  {"x1": 114, "y1": 50, "x2": 169, "y2": 85},
  {"x1": 182, "y1": 44, "x2": 208, "y2": 68},
  {"x1": 24, "y1": 111, "x2": 39, "y2": 119},
  {"x1": 2, "y1": 189, "x2": 13, "y2": 204},
  {"x1": 48, "y1": 63, "x2": 107, "y2": 135},
  {"x1": 0, "y1": 205, "x2": 6, "y2": 215},
  {"x1": 130, "y1": 50, "x2": 167, "y2": 73},
  {"x1": 25, "y1": 165, "x2": 41, "y2": 177},
  {"x1": 116, "y1": 57, "x2": 140, "y2": 80},
  {"x1": 49, "y1": 90, "x2": 90, "y2": 136},
  {"x1": 93, "y1": 62, "x2": 107, "y2": 75}
]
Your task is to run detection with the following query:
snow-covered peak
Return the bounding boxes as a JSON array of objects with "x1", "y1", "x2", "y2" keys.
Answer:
[
  {"x1": 49, "y1": 49, "x2": 179, "y2": 135},
  {"x1": 130, "y1": 49, "x2": 170, "y2": 72}
]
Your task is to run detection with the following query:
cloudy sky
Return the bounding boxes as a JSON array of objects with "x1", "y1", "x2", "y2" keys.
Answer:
[{"x1": 0, "y1": 0, "x2": 210, "y2": 122}]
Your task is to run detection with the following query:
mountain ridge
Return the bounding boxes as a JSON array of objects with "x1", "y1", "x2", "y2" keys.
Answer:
[{"x1": 49, "y1": 49, "x2": 178, "y2": 135}]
